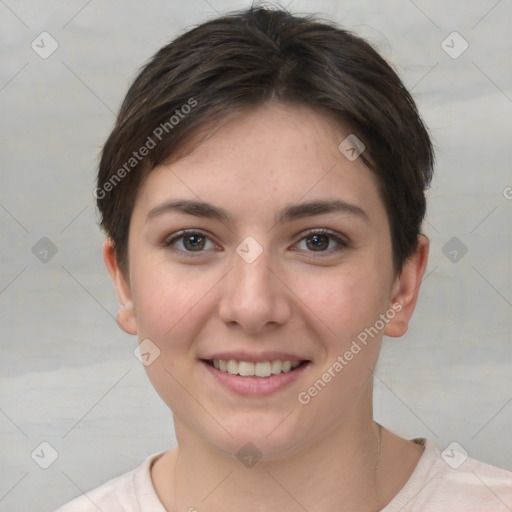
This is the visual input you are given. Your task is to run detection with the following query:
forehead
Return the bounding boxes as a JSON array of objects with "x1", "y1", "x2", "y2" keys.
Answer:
[{"x1": 132, "y1": 102, "x2": 386, "y2": 227}]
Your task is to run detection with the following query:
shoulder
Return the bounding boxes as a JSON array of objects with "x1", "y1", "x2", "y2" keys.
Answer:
[
  {"x1": 55, "y1": 453, "x2": 167, "y2": 512},
  {"x1": 384, "y1": 439, "x2": 512, "y2": 512}
]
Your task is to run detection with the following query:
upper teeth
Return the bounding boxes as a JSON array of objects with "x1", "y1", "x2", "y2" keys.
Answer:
[{"x1": 212, "y1": 359, "x2": 301, "y2": 377}]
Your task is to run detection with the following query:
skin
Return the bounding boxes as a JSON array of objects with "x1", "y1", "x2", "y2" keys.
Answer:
[{"x1": 104, "y1": 102, "x2": 429, "y2": 511}]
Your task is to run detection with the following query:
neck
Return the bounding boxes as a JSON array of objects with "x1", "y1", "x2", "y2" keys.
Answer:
[{"x1": 165, "y1": 412, "x2": 384, "y2": 512}]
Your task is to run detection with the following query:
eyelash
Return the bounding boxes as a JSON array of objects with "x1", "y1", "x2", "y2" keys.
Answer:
[{"x1": 162, "y1": 228, "x2": 349, "y2": 258}]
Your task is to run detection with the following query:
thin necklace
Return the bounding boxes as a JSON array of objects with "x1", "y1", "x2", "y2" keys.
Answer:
[
  {"x1": 373, "y1": 422, "x2": 383, "y2": 511},
  {"x1": 172, "y1": 425, "x2": 385, "y2": 511},
  {"x1": 376, "y1": 422, "x2": 383, "y2": 471},
  {"x1": 172, "y1": 449, "x2": 179, "y2": 512}
]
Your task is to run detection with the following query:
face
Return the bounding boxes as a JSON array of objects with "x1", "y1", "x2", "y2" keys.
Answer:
[{"x1": 106, "y1": 102, "x2": 424, "y2": 460}]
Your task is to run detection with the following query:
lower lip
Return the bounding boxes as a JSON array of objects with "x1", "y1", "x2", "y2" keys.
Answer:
[{"x1": 201, "y1": 360, "x2": 311, "y2": 396}]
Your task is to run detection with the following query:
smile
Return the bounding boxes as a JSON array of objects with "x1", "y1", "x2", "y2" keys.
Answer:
[{"x1": 208, "y1": 359, "x2": 303, "y2": 377}]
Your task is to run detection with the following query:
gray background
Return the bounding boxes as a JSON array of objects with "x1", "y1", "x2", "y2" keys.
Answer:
[{"x1": 1, "y1": 0, "x2": 511, "y2": 510}]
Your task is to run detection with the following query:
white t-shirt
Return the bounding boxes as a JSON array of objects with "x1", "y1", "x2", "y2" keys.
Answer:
[{"x1": 56, "y1": 439, "x2": 512, "y2": 511}]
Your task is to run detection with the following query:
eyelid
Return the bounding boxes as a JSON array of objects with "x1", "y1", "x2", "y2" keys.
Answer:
[
  {"x1": 162, "y1": 229, "x2": 220, "y2": 257},
  {"x1": 295, "y1": 227, "x2": 348, "y2": 244},
  {"x1": 163, "y1": 227, "x2": 349, "y2": 258},
  {"x1": 163, "y1": 228, "x2": 213, "y2": 245},
  {"x1": 291, "y1": 228, "x2": 349, "y2": 255}
]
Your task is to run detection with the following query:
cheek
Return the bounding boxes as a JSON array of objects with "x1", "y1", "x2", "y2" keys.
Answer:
[
  {"x1": 296, "y1": 262, "x2": 389, "y2": 348},
  {"x1": 130, "y1": 265, "x2": 212, "y2": 414},
  {"x1": 131, "y1": 262, "x2": 208, "y2": 340},
  {"x1": 293, "y1": 268, "x2": 387, "y2": 420},
  {"x1": 129, "y1": 279, "x2": 203, "y2": 418}
]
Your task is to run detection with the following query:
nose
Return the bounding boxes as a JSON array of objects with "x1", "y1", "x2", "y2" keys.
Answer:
[{"x1": 217, "y1": 243, "x2": 292, "y2": 334}]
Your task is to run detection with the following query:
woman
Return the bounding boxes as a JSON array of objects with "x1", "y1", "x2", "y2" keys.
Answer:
[{"x1": 58, "y1": 6, "x2": 512, "y2": 511}]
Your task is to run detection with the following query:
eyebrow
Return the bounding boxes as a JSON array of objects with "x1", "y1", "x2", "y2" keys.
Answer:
[{"x1": 146, "y1": 198, "x2": 368, "y2": 225}]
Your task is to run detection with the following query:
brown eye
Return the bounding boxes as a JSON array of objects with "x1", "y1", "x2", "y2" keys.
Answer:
[
  {"x1": 305, "y1": 234, "x2": 330, "y2": 251},
  {"x1": 182, "y1": 234, "x2": 206, "y2": 251},
  {"x1": 294, "y1": 229, "x2": 348, "y2": 255},
  {"x1": 163, "y1": 230, "x2": 217, "y2": 256}
]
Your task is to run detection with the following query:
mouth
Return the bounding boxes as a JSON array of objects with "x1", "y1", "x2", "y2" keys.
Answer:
[
  {"x1": 200, "y1": 356, "x2": 311, "y2": 396},
  {"x1": 203, "y1": 358, "x2": 309, "y2": 378}
]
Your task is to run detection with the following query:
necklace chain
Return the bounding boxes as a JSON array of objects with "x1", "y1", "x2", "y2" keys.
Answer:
[
  {"x1": 173, "y1": 423, "x2": 384, "y2": 510},
  {"x1": 376, "y1": 422, "x2": 383, "y2": 472}
]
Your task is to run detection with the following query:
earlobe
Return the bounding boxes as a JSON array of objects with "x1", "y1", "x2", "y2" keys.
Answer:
[
  {"x1": 102, "y1": 239, "x2": 138, "y2": 335},
  {"x1": 384, "y1": 234, "x2": 429, "y2": 338}
]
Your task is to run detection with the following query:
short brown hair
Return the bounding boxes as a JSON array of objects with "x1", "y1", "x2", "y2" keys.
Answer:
[{"x1": 96, "y1": 5, "x2": 434, "y2": 274}]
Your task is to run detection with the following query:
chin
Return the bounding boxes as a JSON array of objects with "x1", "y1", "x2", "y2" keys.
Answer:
[{"x1": 198, "y1": 411, "x2": 318, "y2": 463}]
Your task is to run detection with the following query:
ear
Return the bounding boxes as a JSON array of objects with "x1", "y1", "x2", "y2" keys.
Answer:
[
  {"x1": 103, "y1": 238, "x2": 138, "y2": 335},
  {"x1": 384, "y1": 234, "x2": 429, "y2": 338}
]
